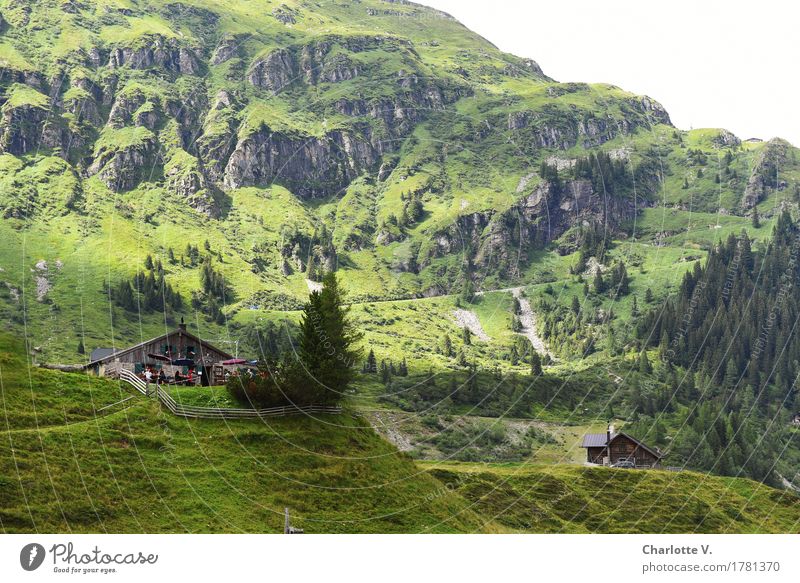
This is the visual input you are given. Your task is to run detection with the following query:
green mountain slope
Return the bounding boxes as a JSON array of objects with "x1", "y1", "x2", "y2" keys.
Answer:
[{"x1": 2, "y1": 0, "x2": 797, "y2": 362}]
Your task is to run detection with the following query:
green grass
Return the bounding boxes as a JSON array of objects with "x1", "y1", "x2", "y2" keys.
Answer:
[
  {"x1": 0, "y1": 334, "x2": 495, "y2": 533},
  {"x1": 425, "y1": 462, "x2": 800, "y2": 533}
]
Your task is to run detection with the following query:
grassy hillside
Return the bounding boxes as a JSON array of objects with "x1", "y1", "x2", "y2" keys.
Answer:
[
  {"x1": 3, "y1": 333, "x2": 799, "y2": 534},
  {"x1": 0, "y1": 335, "x2": 494, "y2": 533},
  {"x1": 425, "y1": 462, "x2": 800, "y2": 534}
]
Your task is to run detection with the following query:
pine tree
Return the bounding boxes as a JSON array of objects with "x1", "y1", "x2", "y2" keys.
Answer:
[
  {"x1": 751, "y1": 206, "x2": 761, "y2": 228},
  {"x1": 297, "y1": 272, "x2": 363, "y2": 403},
  {"x1": 530, "y1": 350, "x2": 543, "y2": 376},
  {"x1": 571, "y1": 295, "x2": 581, "y2": 315},
  {"x1": 593, "y1": 270, "x2": 605, "y2": 294},
  {"x1": 441, "y1": 334, "x2": 453, "y2": 357},
  {"x1": 462, "y1": 326, "x2": 471, "y2": 345},
  {"x1": 364, "y1": 348, "x2": 377, "y2": 373},
  {"x1": 144, "y1": 254, "x2": 154, "y2": 271},
  {"x1": 77, "y1": 339, "x2": 85, "y2": 355},
  {"x1": 638, "y1": 351, "x2": 652, "y2": 374}
]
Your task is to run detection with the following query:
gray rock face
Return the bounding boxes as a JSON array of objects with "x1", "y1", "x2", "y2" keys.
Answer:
[
  {"x1": 423, "y1": 178, "x2": 639, "y2": 273},
  {"x1": 0, "y1": 103, "x2": 49, "y2": 155},
  {"x1": 211, "y1": 36, "x2": 242, "y2": 65},
  {"x1": 88, "y1": 135, "x2": 159, "y2": 192},
  {"x1": 223, "y1": 127, "x2": 382, "y2": 198},
  {"x1": 108, "y1": 36, "x2": 201, "y2": 75},
  {"x1": 742, "y1": 138, "x2": 790, "y2": 209},
  {"x1": 165, "y1": 156, "x2": 220, "y2": 217},
  {"x1": 248, "y1": 49, "x2": 296, "y2": 92}
]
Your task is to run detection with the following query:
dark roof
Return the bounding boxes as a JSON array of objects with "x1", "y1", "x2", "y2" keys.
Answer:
[
  {"x1": 580, "y1": 431, "x2": 663, "y2": 459},
  {"x1": 581, "y1": 433, "x2": 608, "y2": 448},
  {"x1": 85, "y1": 328, "x2": 233, "y2": 367},
  {"x1": 89, "y1": 348, "x2": 116, "y2": 362}
]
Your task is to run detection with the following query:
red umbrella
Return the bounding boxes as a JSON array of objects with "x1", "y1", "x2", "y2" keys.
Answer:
[{"x1": 222, "y1": 358, "x2": 247, "y2": 365}]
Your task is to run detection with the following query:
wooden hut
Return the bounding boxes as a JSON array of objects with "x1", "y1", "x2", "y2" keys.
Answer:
[
  {"x1": 581, "y1": 425, "x2": 662, "y2": 468},
  {"x1": 86, "y1": 321, "x2": 236, "y2": 386}
]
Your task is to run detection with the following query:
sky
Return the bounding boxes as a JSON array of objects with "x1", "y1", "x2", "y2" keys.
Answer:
[{"x1": 422, "y1": 0, "x2": 799, "y2": 146}]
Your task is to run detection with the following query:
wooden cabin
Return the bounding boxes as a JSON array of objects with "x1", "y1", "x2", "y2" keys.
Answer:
[
  {"x1": 581, "y1": 427, "x2": 662, "y2": 468},
  {"x1": 86, "y1": 321, "x2": 236, "y2": 386}
]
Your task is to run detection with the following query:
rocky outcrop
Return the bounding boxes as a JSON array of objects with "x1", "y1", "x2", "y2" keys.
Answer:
[
  {"x1": 165, "y1": 152, "x2": 220, "y2": 216},
  {"x1": 88, "y1": 134, "x2": 159, "y2": 192},
  {"x1": 223, "y1": 126, "x2": 382, "y2": 198},
  {"x1": 742, "y1": 138, "x2": 791, "y2": 209},
  {"x1": 196, "y1": 90, "x2": 241, "y2": 183},
  {"x1": 107, "y1": 89, "x2": 149, "y2": 128},
  {"x1": 107, "y1": 36, "x2": 201, "y2": 75},
  {"x1": 0, "y1": 102, "x2": 49, "y2": 154},
  {"x1": 248, "y1": 48, "x2": 296, "y2": 92},
  {"x1": 422, "y1": 178, "x2": 639, "y2": 273},
  {"x1": 211, "y1": 35, "x2": 242, "y2": 65},
  {"x1": 508, "y1": 102, "x2": 666, "y2": 151}
]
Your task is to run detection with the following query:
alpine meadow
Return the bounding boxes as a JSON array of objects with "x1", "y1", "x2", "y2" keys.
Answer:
[{"x1": 1, "y1": 0, "x2": 800, "y2": 535}]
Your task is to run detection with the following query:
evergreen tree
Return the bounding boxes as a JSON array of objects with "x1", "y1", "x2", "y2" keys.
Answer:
[
  {"x1": 530, "y1": 350, "x2": 543, "y2": 376},
  {"x1": 294, "y1": 274, "x2": 364, "y2": 403},
  {"x1": 638, "y1": 351, "x2": 652, "y2": 374},
  {"x1": 462, "y1": 326, "x2": 472, "y2": 345},
  {"x1": 441, "y1": 334, "x2": 453, "y2": 357},
  {"x1": 593, "y1": 270, "x2": 606, "y2": 294},
  {"x1": 364, "y1": 348, "x2": 377, "y2": 373}
]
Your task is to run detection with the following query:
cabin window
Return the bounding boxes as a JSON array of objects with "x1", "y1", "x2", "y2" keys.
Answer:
[
  {"x1": 615, "y1": 444, "x2": 626, "y2": 453},
  {"x1": 186, "y1": 346, "x2": 196, "y2": 358}
]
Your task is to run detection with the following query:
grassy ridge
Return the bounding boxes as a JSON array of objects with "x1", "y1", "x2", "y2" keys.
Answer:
[{"x1": 425, "y1": 462, "x2": 800, "y2": 534}]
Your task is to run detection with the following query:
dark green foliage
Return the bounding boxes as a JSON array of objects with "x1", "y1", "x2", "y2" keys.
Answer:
[
  {"x1": 363, "y1": 348, "x2": 377, "y2": 373},
  {"x1": 441, "y1": 334, "x2": 454, "y2": 357},
  {"x1": 295, "y1": 272, "x2": 363, "y2": 403},
  {"x1": 636, "y1": 212, "x2": 800, "y2": 485},
  {"x1": 530, "y1": 350, "x2": 542, "y2": 376},
  {"x1": 201, "y1": 258, "x2": 230, "y2": 303},
  {"x1": 112, "y1": 265, "x2": 183, "y2": 315}
]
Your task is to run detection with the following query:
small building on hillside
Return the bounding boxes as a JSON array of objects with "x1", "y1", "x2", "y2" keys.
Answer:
[
  {"x1": 86, "y1": 320, "x2": 239, "y2": 386},
  {"x1": 581, "y1": 426, "x2": 663, "y2": 468},
  {"x1": 791, "y1": 413, "x2": 800, "y2": 427}
]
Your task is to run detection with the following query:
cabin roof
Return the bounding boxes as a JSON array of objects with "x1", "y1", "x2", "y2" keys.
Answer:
[
  {"x1": 580, "y1": 431, "x2": 663, "y2": 459},
  {"x1": 89, "y1": 347, "x2": 116, "y2": 362},
  {"x1": 581, "y1": 433, "x2": 608, "y2": 448},
  {"x1": 86, "y1": 327, "x2": 234, "y2": 367}
]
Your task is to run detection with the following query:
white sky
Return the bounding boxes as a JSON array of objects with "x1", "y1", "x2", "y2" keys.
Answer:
[{"x1": 422, "y1": 0, "x2": 799, "y2": 146}]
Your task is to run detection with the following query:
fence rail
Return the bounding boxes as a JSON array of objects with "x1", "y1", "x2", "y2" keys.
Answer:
[
  {"x1": 112, "y1": 368, "x2": 341, "y2": 419},
  {"x1": 118, "y1": 369, "x2": 148, "y2": 395}
]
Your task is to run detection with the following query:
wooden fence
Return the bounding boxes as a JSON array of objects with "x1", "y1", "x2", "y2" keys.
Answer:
[{"x1": 116, "y1": 368, "x2": 342, "y2": 420}]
